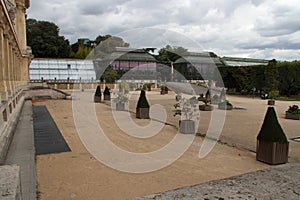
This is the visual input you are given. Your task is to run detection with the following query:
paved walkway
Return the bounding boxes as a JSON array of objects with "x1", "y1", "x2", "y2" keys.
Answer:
[
  {"x1": 134, "y1": 162, "x2": 300, "y2": 200},
  {"x1": 5, "y1": 100, "x2": 37, "y2": 200}
]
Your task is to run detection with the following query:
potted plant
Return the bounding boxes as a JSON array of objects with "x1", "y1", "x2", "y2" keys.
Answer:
[
  {"x1": 285, "y1": 105, "x2": 300, "y2": 120},
  {"x1": 160, "y1": 85, "x2": 168, "y2": 95},
  {"x1": 218, "y1": 100, "x2": 233, "y2": 110},
  {"x1": 94, "y1": 85, "x2": 101, "y2": 103},
  {"x1": 197, "y1": 93, "x2": 205, "y2": 101},
  {"x1": 113, "y1": 92, "x2": 128, "y2": 111},
  {"x1": 136, "y1": 90, "x2": 150, "y2": 119},
  {"x1": 173, "y1": 96, "x2": 199, "y2": 134},
  {"x1": 256, "y1": 107, "x2": 289, "y2": 165},
  {"x1": 267, "y1": 90, "x2": 279, "y2": 105},
  {"x1": 199, "y1": 96, "x2": 214, "y2": 111},
  {"x1": 103, "y1": 86, "x2": 111, "y2": 101}
]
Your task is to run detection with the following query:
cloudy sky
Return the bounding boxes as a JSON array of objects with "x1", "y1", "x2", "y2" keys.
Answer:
[{"x1": 27, "y1": 0, "x2": 300, "y2": 61}]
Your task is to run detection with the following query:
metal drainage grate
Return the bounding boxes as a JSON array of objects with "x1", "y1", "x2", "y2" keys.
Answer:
[{"x1": 33, "y1": 105, "x2": 71, "y2": 155}]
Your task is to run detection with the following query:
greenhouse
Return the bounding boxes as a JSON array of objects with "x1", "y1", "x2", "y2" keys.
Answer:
[{"x1": 29, "y1": 59, "x2": 96, "y2": 81}]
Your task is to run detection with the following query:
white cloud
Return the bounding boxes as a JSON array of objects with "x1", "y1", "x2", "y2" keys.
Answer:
[{"x1": 27, "y1": 0, "x2": 300, "y2": 60}]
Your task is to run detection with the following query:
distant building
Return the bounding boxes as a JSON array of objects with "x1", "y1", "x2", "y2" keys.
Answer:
[
  {"x1": 221, "y1": 57, "x2": 269, "y2": 66},
  {"x1": 29, "y1": 58, "x2": 96, "y2": 81},
  {"x1": 173, "y1": 52, "x2": 224, "y2": 81},
  {"x1": 95, "y1": 47, "x2": 157, "y2": 82}
]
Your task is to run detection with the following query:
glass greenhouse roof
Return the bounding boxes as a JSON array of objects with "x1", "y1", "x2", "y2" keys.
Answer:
[{"x1": 29, "y1": 59, "x2": 96, "y2": 81}]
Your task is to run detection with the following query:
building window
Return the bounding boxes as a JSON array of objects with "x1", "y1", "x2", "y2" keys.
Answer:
[{"x1": 67, "y1": 64, "x2": 71, "y2": 69}]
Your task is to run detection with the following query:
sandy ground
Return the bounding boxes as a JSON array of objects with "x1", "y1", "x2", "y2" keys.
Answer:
[{"x1": 34, "y1": 90, "x2": 300, "y2": 200}]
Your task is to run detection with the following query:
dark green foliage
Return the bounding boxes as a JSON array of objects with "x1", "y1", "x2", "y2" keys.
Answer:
[
  {"x1": 218, "y1": 100, "x2": 232, "y2": 106},
  {"x1": 26, "y1": 19, "x2": 71, "y2": 58},
  {"x1": 264, "y1": 59, "x2": 279, "y2": 93},
  {"x1": 102, "y1": 67, "x2": 119, "y2": 83},
  {"x1": 95, "y1": 86, "x2": 101, "y2": 97},
  {"x1": 257, "y1": 107, "x2": 288, "y2": 143},
  {"x1": 155, "y1": 45, "x2": 188, "y2": 66},
  {"x1": 103, "y1": 86, "x2": 110, "y2": 95},
  {"x1": 286, "y1": 105, "x2": 300, "y2": 114},
  {"x1": 278, "y1": 60, "x2": 300, "y2": 96},
  {"x1": 160, "y1": 85, "x2": 168, "y2": 92},
  {"x1": 136, "y1": 90, "x2": 150, "y2": 108}
]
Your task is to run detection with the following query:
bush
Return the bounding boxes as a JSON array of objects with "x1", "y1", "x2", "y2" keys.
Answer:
[
  {"x1": 95, "y1": 85, "x2": 101, "y2": 97},
  {"x1": 257, "y1": 107, "x2": 288, "y2": 143},
  {"x1": 136, "y1": 90, "x2": 149, "y2": 108},
  {"x1": 218, "y1": 100, "x2": 232, "y2": 106},
  {"x1": 268, "y1": 90, "x2": 279, "y2": 100},
  {"x1": 286, "y1": 105, "x2": 300, "y2": 114},
  {"x1": 103, "y1": 86, "x2": 110, "y2": 95}
]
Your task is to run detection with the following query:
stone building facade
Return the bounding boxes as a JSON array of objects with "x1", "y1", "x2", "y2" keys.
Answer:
[
  {"x1": 0, "y1": 0, "x2": 31, "y2": 101},
  {"x1": 0, "y1": 0, "x2": 31, "y2": 162}
]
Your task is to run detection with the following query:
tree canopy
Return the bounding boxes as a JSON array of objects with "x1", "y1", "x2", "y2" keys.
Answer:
[
  {"x1": 26, "y1": 19, "x2": 71, "y2": 58},
  {"x1": 155, "y1": 45, "x2": 188, "y2": 65}
]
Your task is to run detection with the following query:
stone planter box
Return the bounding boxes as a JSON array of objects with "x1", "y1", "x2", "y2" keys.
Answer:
[
  {"x1": 94, "y1": 96, "x2": 101, "y2": 103},
  {"x1": 199, "y1": 104, "x2": 214, "y2": 111},
  {"x1": 116, "y1": 102, "x2": 125, "y2": 111},
  {"x1": 285, "y1": 112, "x2": 300, "y2": 120},
  {"x1": 218, "y1": 104, "x2": 233, "y2": 110},
  {"x1": 256, "y1": 140, "x2": 289, "y2": 165},
  {"x1": 268, "y1": 100, "x2": 275, "y2": 105},
  {"x1": 179, "y1": 120, "x2": 195, "y2": 134},
  {"x1": 136, "y1": 107, "x2": 150, "y2": 119},
  {"x1": 104, "y1": 94, "x2": 111, "y2": 101}
]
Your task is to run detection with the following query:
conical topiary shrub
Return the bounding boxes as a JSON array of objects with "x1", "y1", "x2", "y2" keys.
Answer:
[
  {"x1": 256, "y1": 107, "x2": 289, "y2": 165},
  {"x1": 136, "y1": 90, "x2": 150, "y2": 119},
  {"x1": 94, "y1": 85, "x2": 101, "y2": 103},
  {"x1": 103, "y1": 86, "x2": 111, "y2": 101}
]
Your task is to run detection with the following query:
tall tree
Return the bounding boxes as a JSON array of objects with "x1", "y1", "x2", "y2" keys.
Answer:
[
  {"x1": 264, "y1": 59, "x2": 279, "y2": 92},
  {"x1": 26, "y1": 19, "x2": 71, "y2": 58},
  {"x1": 155, "y1": 45, "x2": 188, "y2": 65}
]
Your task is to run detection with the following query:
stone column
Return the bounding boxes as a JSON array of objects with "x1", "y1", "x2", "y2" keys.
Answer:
[
  {"x1": 3, "y1": 31, "x2": 10, "y2": 100},
  {"x1": 0, "y1": 21, "x2": 5, "y2": 102},
  {"x1": 15, "y1": 2, "x2": 27, "y2": 50},
  {"x1": 10, "y1": 45, "x2": 15, "y2": 95}
]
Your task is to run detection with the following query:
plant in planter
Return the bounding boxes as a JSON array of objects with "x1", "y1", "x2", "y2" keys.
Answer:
[
  {"x1": 218, "y1": 100, "x2": 233, "y2": 110},
  {"x1": 173, "y1": 96, "x2": 199, "y2": 134},
  {"x1": 256, "y1": 107, "x2": 289, "y2": 164},
  {"x1": 94, "y1": 85, "x2": 102, "y2": 103},
  {"x1": 160, "y1": 85, "x2": 168, "y2": 95},
  {"x1": 285, "y1": 105, "x2": 300, "y2": 120},
  {"x1": 198, "y1": 93, "x2": 205, "y2": 101},
  {"x1": 136, "y1": 90, "x2": 150, "y2": 119},
  {"x1": 103, "y1": 86, "x2": 111, "y2": 101},
  {"x1": 113, "y1": 92, "x2": 128, "y2": 111},
  {"x1": 199, "y1": 96, "x2": 214, "y2": 111},
  {"x1": 267, "y1": 90, "x2": 279, "y2": 105}
]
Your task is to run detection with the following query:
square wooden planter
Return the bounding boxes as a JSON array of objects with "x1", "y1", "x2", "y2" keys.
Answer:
[
  {"x1": 285, "y1": 112, "x2": 300, "y2": 120},
  {"x1": 268, "y1": 100, "x2": 275, "y2": 105},
  {"x1": 199, "y1": 105, "x2": 214, "y2": 111},
  {"x1": 104, "y1": 95, "x2": 111, "y2": 101},
  {"x1": 116, "y1": 102, "x2": 125, "y2": 111},
  {"x1": 218, "y1": 104, "x2": 233, "y2": 110},
  {"x1": 94, "y1": 96, "x2": 101, "y2": 103},
  {"x1": 179, "y1": 120, "x2": 195, "y2": 134},
  {"x1": 256, "y1": 140, "x2": 289, "y2": 165},
  {"x1": 136, "y1": 107, "x2": 150, "y2": 119}
]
